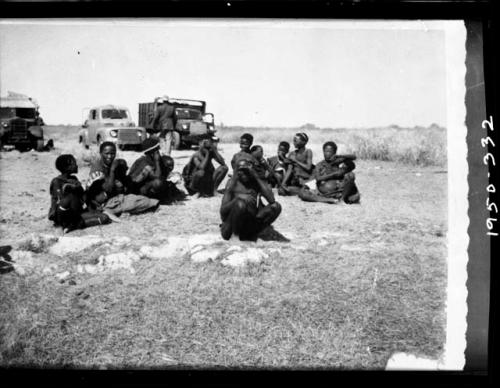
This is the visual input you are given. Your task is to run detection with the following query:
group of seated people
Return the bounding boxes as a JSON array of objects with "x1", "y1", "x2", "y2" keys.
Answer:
[{"x1": 48, "y1": 132, "x2": 360, "y2": 241}]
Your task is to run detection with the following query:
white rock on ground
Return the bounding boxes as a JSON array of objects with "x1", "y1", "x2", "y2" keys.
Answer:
[
  {"x1": 96, "y1": 251, "x2": 141, "y2": 273},
  {"x1": 187, "y1": 234, "x2": 221, "y2": 247},
  {"x1": 385, "y1": 352, "x2": 442, "y2": 370},
  {"x1": 310, "y1": 231, "x2": 348, "y2": 240},
  {"x1": 112, "y1": 236, "x2": 132, "y2": 246},
  {"x1": 9, "y1": 250, "x2": 35, "y2": 275},
  {"x1": 190, "y1": 246, "x2": 223, "y2": 263},
  {"x1": 139, "y1": 237, "x2": 190, "y2": 260},
  {"x1": 221, "y1": 247, "x2": 269, "y2": 267},
  {"x1": 49, "y1": 235, "x2": 104, "y2": 256},
  {"x1": 55, "y1": 271, "x2": 70, "y2": 281}
]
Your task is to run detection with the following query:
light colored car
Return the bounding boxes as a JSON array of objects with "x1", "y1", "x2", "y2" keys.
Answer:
[{"x1": 78, "y1": 105, "x2": 147, "y2": 150}]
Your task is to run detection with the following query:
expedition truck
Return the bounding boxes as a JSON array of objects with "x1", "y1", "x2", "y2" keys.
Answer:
[
  {"x1": 138, "y1": 97, "x2": 216, "y2": 149},
  {"x1": 0, "y1": 92, "x2": 45, "y2": 151},
  {"x1": 78, "y1": 105, "x2": 147, "y2": 150}
]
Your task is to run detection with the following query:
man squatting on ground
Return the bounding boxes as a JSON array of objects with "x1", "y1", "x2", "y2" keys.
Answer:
[
  {"x1": 127, "y1": 138, "x2": 186, "y2": 204},
  {"x1": 151, "y1": 96, "x2": 175, "y2": 156},
  {"x1": 182, "y1": 138, "x2": 228, "y2": 197},
  {"x1": 49, "y1": 154, "x2": 111, "y2": 232},
  {"x1": 220, "y1": 159, "x2": 282, "y2": 241},
  {"x1": 299, "y1": 141, "x2": 361, "y2": 204},
  {"x1": 279, "y1": 132, "x2": 314, "y2": 196},
  {"x1": 86, "y1": 141, "x2": 160, "y2": 220}
]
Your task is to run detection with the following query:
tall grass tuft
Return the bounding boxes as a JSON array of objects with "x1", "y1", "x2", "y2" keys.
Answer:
[{"x1": 217, "y1": 125, "x2": 447, "y2": 167}]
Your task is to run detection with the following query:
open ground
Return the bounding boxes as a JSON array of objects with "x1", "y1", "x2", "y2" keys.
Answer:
[{"x1": 0, "y1": 125, "x2": 448, "y2": 369}]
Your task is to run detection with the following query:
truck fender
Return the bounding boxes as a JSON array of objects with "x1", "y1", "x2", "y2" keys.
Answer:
[{"x1": 28, "y1": 125, "x2": 43, "y2": 139}]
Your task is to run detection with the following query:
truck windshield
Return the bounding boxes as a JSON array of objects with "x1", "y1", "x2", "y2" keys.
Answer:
[
  {"x1": 102, "y1": 109, "x2": 128, "y2": 119},
  {"x1": 0, "y1": 107, "x2": 36, "y2": 119},
  {"x1": 175, "y1": 108, "x2": 202, "y2": 120}
]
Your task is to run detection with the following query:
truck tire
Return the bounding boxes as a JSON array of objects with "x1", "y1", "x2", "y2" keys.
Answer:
[
  {"x1": 172, "y1": 131, "x2": 181, "y2": 150},
  {"x1": 36, "y1": 139, "x2": 44, "y2": 152}
]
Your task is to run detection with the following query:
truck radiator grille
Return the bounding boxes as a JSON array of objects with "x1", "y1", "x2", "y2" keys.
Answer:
[
  {"x1": 118, "y1": 129, "x2": 141, "y2": 144},
  {"x1": 189, "y1": 122, "x2": 208, "y2": 136},
  {"x1": 11, "y1": 119, "x2": 29, "y2": 139}
]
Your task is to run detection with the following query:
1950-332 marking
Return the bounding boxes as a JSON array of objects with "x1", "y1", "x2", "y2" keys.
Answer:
[{"x1": 481, "y1": 116, "x2": 497, "y2": 237}]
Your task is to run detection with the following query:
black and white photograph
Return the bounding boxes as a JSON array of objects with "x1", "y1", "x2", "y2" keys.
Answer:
[{"x1": 0, "y1": 17, "x2": 478, "y2": 371}]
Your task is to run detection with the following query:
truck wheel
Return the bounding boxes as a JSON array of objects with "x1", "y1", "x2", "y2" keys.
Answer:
[
  {"x1": 36, "y1": 139, "x2": 44, "y2": 152},
  {"x1": 172, "y1": 131, "x2": 181, "y2": 150}
]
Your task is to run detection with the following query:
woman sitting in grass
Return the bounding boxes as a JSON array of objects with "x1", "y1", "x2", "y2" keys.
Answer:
[
  {"x1": 266, "y1": 141, "x2": 291, "y2": 188},
  {"x1": 299, "y1": 141, "x2": 360, "y2": 204},
  {"x1": 48, "y1": 154, "x2": 110, "y2": 233},
  {"x1": 279, "y1": 132, "x2": 314, "y2": 196},
  {"x1": 87, "y1": 141, "x2": 160, "y2": 219}
]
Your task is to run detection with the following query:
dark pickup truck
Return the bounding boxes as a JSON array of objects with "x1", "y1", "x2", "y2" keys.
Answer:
[{"x1": 138, "y1": 97, "x2": 217, "y2": 149}]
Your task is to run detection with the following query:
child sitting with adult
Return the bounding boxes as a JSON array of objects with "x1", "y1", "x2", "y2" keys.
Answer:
[
  {"x1": 127, "y1": 138, "x2": 186, "y2": 204},
  {"x1": 249, "y1": 145, "x2": 282, "y2": 187},
  {"x1": 220, "y1": 159, "x2": 282, "y2": 241},
  {"x1": 182, "y1": 137, "x2": 228, "y2": 197},
  {"x1": 279, "y1": 132, "x2": 314, "y2": 196},
  {"x1": 230, "y1": 133, "x2": 258, "y2": 171},
  {"x1": 266, "y1": 141, "x2": 291, "y2": 188},
  {"x1": 49, "y1": 154, "x2": 110, "y2": 233},
  {"x1": 86, "y1": 141, "x2": 160, "y2": 218},
  {"x1": 299, "y1": 141, "x2": 360, "y2": 204}
]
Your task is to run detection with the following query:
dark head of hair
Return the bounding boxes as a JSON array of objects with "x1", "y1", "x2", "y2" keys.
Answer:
[
  {"x1": 55, "y1": 154, "x2": 76, "y2": 173},
  {"x1": 161, "y1": 155, "x2": 174, "y2": 164},
  {"x1": 142, "y1": 137, "x2": 160, "y2": 154},
  {"x1": 295, "y1": 132, "x2": 309, "y2": 143},
  {"x1": 240, "y1": 133, "x2": 254, "y2": 144},
  {"x1": 250, "y1": 145, "x2": 263, "y2": 153},
  {"x1": 279, "y1": 141, "x2": 290, "y2": 151},
  {"x1": 99, "y1": 141, "x2": 116, "y2": 153},
  {"x1": 113, "y1": 159, "x2": 128, "y2": 177},
  {"x1": 323, "y1": 141, "x2": 338, "y2": 153}
]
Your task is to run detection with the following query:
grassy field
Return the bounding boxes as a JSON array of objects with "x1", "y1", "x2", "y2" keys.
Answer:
[
  {"x1": 0, "y1": 126, "x2": 448, "y2": 369},
  {"x1": 218, "y1": 124, "x2": 446, "y2": 167}
]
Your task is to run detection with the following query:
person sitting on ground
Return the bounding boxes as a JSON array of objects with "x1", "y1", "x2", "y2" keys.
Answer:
[
  {"x1": 250, "y1": 145, "x2": 280, "y2": 186},
  {"x1": 220, "y1": 159, "x2": 282, "y2": 241},
  {"x1": 182, "y1": 138, "x2": 228, "y2": 197},
  {"x1": 159, "y1": 154, "x2": 188, "y2": 204},
  {"x1": 127, "y1": 138, "x2": 183, "y2": 204},
  {"x1": 299, "y1": 141, "x2": 360, "y2": 204},
  {"x1": 266, "y1": 141, "x2": 291, "y2": 188},
  {"x1": 279, "y1": 132, "x2": 314, "y2": 196},
  {"x1": 87, "y1": 141, "x2": 159, "y2": 218},
  {"x1": 230, "y1": 133, "x2": 258, "y2": 170},
  {"x1": 49, "y1": 154, "x2": 110, "y2": 233}
]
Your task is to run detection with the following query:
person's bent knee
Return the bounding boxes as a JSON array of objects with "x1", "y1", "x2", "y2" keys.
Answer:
[
  {"x1": 298, "y1": 188, "x2": 310, "y2": 200},
  {"x1": 344, "y1": 172, "x2": 355, "y2": 182},
  {"x1": 218, "y1": 165, "x2": 229, "y2": 174},
  {"x1": 270, "y1": 201, "x2": 282, "y2": 215}
]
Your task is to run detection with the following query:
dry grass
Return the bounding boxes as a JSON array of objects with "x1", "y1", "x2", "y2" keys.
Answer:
[
  {"x1": 0, "y1": 129, "x2": 448, "y2": 369},
  {"x1": 217, "y1": 125, "x2": 446, "y2": 167},
  {"x1": 0, "y1": 229, "x2": 446, "y2": 368}
]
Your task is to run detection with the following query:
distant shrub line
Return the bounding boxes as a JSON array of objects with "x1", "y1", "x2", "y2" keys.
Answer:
[
  {"x1": 217, "y1": 125, "x2": 447, "y2": 167},
  {"x1": 43, "y1": 124, "x2": 447, "y2": 167}
]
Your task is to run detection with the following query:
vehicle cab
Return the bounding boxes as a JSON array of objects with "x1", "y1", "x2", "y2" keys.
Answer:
[
  {"x1": 0, "y1": 93, "x2": 44, "y2": 151},
  {"x1": 79, "y1": 105, "x2": 147, "y2": 150}
]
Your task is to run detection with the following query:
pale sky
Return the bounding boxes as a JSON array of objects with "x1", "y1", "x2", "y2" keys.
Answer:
[{"x1": 0, "y1": 19, "x2": 453, "y2": 128}]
